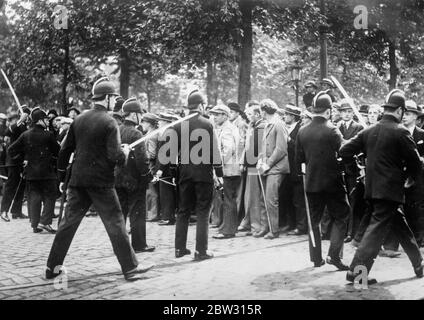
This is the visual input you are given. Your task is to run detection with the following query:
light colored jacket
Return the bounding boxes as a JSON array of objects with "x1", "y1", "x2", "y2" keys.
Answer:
[
  {"x1": 259, "y1": 116, "x2": 290, "y2": 175},
  {"x1": 216, "y1": 120, "x2": 241, "y2": 177}
]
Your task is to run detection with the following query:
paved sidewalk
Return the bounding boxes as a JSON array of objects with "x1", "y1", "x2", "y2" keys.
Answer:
[{"x1": 0, "y1": 206, "x2": 423, "y2": 300}]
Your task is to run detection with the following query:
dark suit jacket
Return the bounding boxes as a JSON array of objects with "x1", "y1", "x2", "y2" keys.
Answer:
[
  {"x1": 296, "y1": 116, "x2": 345, "y2": 193},
  {"x1": 303, "y1": 92, "x2": 315, "y2": 109},
  {"x1": 158, "y1": 112, "x2": 223, "y2": 184},
  {"x1": 115, "y1": 120, "x2": 150, "y2": 191},
  {"x1": 287, "y1": 121, "x2": 302, "y2": 181},
  {"x1": 58, "y1": 104, "x2": 126, "y2": 188},
  {"x1": 242, "y1": 119, "x2": 265, "y2": 168},
  {"x1": 339, "y1": 115, "x2": 421, "y2": 203},
  {"x1": 8, "y1": 125, "x2": 60, "y2": 180},
  {"x1": 339, "y1": 121, "x2": 364, "y2": 140},
  {"x1": 406, "y1": 126, "x2": 424, "y2": 202}
]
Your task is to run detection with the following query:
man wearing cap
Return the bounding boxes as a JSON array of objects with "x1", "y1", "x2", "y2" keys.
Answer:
[
  {"x1": 303, "y1": 81, "x2": 318, "y2": 109},
  {"x1": 46, "y1": 77, "x2": 153, "y2": 281},
  {"x1": 280, "y1": 104, "x2": 307, "y2": 236},
  {"x1": 209, "y1": 105, "x2": 241, "y2": 239},
  {"x1": 8, "y1": 108, "x2": 60, "y2": 233},
  {"x1": 255, "y1": 99, "x2": 289, "y2": 240},
  {"x1": 0, "y1": 107, "x2": 31, "y2": 222},
  {"x1": 156, "y1": 113, "x2": 178, "y2": 226},
  {"x1": 321, "y1": 78, "x2": 337, "y2": 102},
  {"x1": 156, "y1": 90, "x2": 223, "y2": 260},
  {"x1": 115, "y1": 98, "x2": 155, "y2": 253},
  {"x1": 141, "y1": 112, "x2": 161, "y2": 222},
  {"x1": 341, "y1": 90, "x2": 423, "y2": 284},
  {"x1": 359, "y1": 105, "x2": 370, "y2": 126},
  {"x1": 296, "y1": 91, "x2": 350, "y2": 270}
]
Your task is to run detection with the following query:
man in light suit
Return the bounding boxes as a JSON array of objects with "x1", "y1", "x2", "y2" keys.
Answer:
[
  {"x1": 255, "y1": 99, "x2": 290, "y2": 240},
  {"x1": 210, "y1": 105, "x2": 241, "y2": 239}
]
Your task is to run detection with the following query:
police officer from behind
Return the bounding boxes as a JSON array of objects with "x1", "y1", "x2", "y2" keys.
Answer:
[
  {"x1": 156, "y1": 90, "x2": 223, "y2": 260},
  {"x1": 115, "y1": 97, "x2": 155, "y2": 253},
  {"x1": 341, "y1": 90, "x2": 423, "y2": 284},
  {"x1": 8, "y1": 108, "x2": 60, "y2": 233},
  {"x1": 296, "y1": 91, "x2": 351, "y2": 270},
  {"x1": 46, "y1": 77, "x2": 153, "y2": 281}
]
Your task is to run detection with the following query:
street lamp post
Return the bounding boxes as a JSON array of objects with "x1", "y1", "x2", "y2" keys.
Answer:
[{"x1": 290, "y1": 62, "x2": 303, "y2": 108}]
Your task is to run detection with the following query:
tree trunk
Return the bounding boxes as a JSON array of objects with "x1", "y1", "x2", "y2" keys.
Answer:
[
  {"x1": 388, "y1": 41, "x2": 397, "y2": 90},
  {"x1": 206, "y1": 60, "x2": 217, "y2": 106},
  {"x1": 62, "y1": 29, "x2": 70, "y2": 115},
  {"x1": 238, "y1": 0, "x2": 254, "y2": 110},
  {"x1": 319, "y1": 0, "x2": 328, "y2": 80},
  {"x1": 119, "y1": 48, "x2": 130, "y2": 99}
]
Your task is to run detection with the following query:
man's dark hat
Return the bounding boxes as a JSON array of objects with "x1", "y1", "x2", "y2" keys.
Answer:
[
  {"x1": 141, "y1": 113, "x2": 159, "y2": 125},
  {"x1": 227, "y1": 102, "x2": 242, "y2": 113},
  {"x1": 418, "y1": 105, "x2": 424, "y2": 119},
  {"x1": 48, "y1": 109, "x2": 58, "y2": 117},
  {"x1": 91, "y1": 76, "x2": 119, "y2": 99},
  {"x1": 67, "y1": 107, "x2": 80, "y2": 115},
  {"x1": 284, "y1": 104, "x2": 302, "y2": 117},
  {"x1": 359, "y1": 104, "x2": 369, "y2": 115},
  {"x1": 113, "y1": 96, "x2": 125, "y2": 112},
  {"x1": 157, "y1": 112, "x2": 179, "y2": 122},
  {"x1": 21, "y1": 105, "x2": 31, "y2": 114}
]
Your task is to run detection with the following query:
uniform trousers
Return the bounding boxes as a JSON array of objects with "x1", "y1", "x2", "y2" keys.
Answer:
[
  {"x1": 27, "y1": 179, "x2": 56, "y2": 228},
  {"x1": 1, "y1": 166, "x2": 25, "y2": 216},
  {"x1": 47, "y1": 187, "x2": 138, "y2": 274},
  {"x1": 350, "y1": 200, "x2": 422, "y2": 274},
  {"x1": 175, "y1": 180, "x2": 213, "y2": 254},
  {"x1": 307, "y1": 191, "x2": 350, "y2": 263},
  {"x1": 116, "y1": 186, "x2": 148, "y2": 251}
]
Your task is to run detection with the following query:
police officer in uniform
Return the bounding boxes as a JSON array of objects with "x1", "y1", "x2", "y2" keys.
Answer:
[
  {"x1": 46, "y1": 77, "x2": 153, "y2": 281},
  {"x1": 8, "y1": 108, "x2": 60, "y2": 233},
  {"x1": 0, "y1": 107, "x2": 31, "y2": 222},
  {"x1": 115, "y1": 97, "x2": 155, "y2": 253},
  {"x1": 341, "y1": 90, "x2": 423, "y2": 284},
  {"x1": 296, "y1": 91, "x2": 350, "y2": 270},
  {"x1": 156, "y1": 90, "x2": 223, "y2": 260}
]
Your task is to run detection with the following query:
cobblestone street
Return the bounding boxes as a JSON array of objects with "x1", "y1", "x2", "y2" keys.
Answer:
[{"x1": 0, "y1": 202, "x2": 423, "y2": 300}]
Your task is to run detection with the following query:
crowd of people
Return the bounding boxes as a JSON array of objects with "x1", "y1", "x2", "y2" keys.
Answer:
[{"x1": 0, "y1": 76, "x2": 423, "y2": 284}]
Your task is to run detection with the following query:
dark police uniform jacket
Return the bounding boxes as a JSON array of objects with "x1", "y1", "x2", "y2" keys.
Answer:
[
  {"x1": 8, "y1": 125, "x2": 60, "y2": 180},
  {"x1": 296, "y1": 116, "x2": 345, "y2": 193},
  {"x1": 339, "y1": 114, "x2": 422, "y2": 204},
  {"x1": 287, "y1": 121, "x2": 302, "y2": 182},
  {"x1": 158, "y1": 112, "x2": 223, "y2": 184},
  {"x1": 115, "y1": 120, "x2": 150, "y2": 192},
  {"x1": 58, "y1": 105, "x2": 126, "y2": 188}
]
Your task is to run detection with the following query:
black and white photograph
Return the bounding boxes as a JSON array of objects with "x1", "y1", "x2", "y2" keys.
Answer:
[{"x1": 0, "y1": 0, "x2": 424, "y2": 304}]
